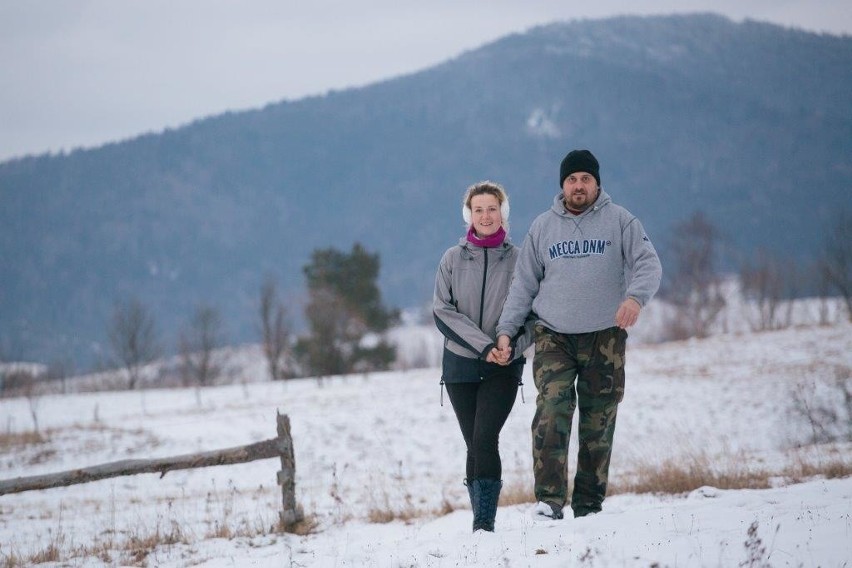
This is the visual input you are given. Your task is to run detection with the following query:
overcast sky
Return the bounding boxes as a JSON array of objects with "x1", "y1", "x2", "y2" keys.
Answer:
[{"x1": 1, "y1": 0, "x2": 849, "y2": 162}]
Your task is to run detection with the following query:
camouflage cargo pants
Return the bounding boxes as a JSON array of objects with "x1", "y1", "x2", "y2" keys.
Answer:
[{"x1": 532, "y1": 324, "x2": 626, "y2": 516}]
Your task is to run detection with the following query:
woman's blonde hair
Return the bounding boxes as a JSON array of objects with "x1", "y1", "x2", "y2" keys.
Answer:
[{"x1": 462, "y1": 181, "x2": 510, "y2": 230}]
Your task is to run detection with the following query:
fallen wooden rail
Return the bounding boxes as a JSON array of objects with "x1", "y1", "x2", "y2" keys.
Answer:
[
  {"x1": 0, "y1": 438, "x2": 284, "y2": 493},
  {"x1": 0, "y1": 411, "x2": 303, "y2": 528}
]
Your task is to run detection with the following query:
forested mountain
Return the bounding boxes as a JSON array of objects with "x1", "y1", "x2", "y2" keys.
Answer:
[{"x1": 2, "y1": 14, "x2": 850, "y2": 367}]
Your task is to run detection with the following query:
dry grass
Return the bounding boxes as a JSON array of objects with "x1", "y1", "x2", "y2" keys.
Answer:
[
  {"x1": 0, "y1": 552, "x2": 26, "y2": 568},
  {"x1": 206, "y1": 520, "x2": 234, "y2": 540},
  {"x1": 365, "y1": 481, "x2": 458, "y2": 524},
  {"x1": 361, "y1": 444, "x2": 851, "y2": 526},
  {"x1": 123, "y1": 523, "x2": 187, "y2": 565},
  {"x1": 280, "y1": 514, "x2": 320, "y2": 536},
  {"x1": 612, "y1": 450, "x2": 773, "y2": 496},
  {"x1": 28, "y1": 542, "x2": 62, "y2": 564},
  {"x1": 499, "y1": 478, "x2": 535, "y2": 507},
  {"x1": 0, "y1": 518, "x2": 191, "y2": 567},
  {"x1": 362, "y1": 464, "x2": 461, "y2": 524},
  {"x1": 433, "y1": 495, "x2": 457, "y2": 517},
  {"x1": 0, "y1": 424, "x2": 159, "y2": 467},
  {"x1": 7, "y1": 442, "x2": 849, "y2": 565},
  {"x1": 609, "y1": 444, "x2": 852, "y2": 497},
  {"x1": 783, "y1": 451, "x2": 852, "y2": 482},
  {"x1": 204, "y1": 514, "x2": 282, "y2": 540},
  {"x1": 0, "y1": 430, "x2": 48, "y2": 448},
  {"x1": 199, "y1": 484, "x2": 297, "y2": 541},
  {"x1": 366, "y1": 494, "x2": 421, "y2": 524},
  {"x1": 366, "y1": 503, "x2": 456, "y2": 524}
]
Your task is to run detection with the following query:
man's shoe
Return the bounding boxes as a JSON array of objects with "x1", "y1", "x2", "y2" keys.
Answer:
[
  {"x1": 572, "y1": 504, "x2": 601, "y2": 518},
  {"x1": 531, "y1": 501, "x2": 564, "y2": 520},
  {"x1": 573, "y1": 509, "x2": 599, "y2": 518}
]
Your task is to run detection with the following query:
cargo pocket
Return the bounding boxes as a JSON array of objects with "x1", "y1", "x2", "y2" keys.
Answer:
[{"x1": 586, "y1": 327, "x2": 626, "y2": 403}]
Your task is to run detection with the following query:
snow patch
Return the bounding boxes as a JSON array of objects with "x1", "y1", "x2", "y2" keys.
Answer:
[{"x1": 526, "y1": 108, "x2": 561, "y2": 138}]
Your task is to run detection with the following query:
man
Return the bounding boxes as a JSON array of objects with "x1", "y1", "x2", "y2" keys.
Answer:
[{"x1": 495, "y1": 149, "x2": 661, "y2": 519}]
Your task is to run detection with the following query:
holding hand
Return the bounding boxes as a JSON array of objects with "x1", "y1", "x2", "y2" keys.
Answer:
[
  {"x1": 493, "y1": 335, "x2": 512, "y2": 365},
  {"x1": 486, "y1": 346, "x2": 511, "y2": 365},
  {"x1": 486, "y1": 348, "x2": 503, "y2": 365}
]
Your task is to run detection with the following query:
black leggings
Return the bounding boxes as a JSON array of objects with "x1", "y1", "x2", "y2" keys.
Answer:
[{"x1": 445, "y1": 375, "x2": 519, "y2": 480}]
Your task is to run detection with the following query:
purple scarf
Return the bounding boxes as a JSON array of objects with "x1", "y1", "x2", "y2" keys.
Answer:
[{"x1": 466, "y1": 226, "x2": 506, "y2": 248}]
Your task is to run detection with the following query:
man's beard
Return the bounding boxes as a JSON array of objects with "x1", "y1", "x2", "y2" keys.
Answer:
[{"x1": 564, "y1": 189, "x2": 598, "y2": 211}]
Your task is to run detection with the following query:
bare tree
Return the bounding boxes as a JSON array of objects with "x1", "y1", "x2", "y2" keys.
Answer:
[
  {"x1": 819, "y1": 209, "x2": 851, "y2": 321},
  {"x1": 0, "y1": 368, "x2": 44, "y2": 431},
  {"x1": 0, "y1": 334, "x2": 27, "y2": 396},
  {"x1": 663, "y1": 211, "x2": 726, "y2": 339},
  {"x1": 46, "y1": 357, "x2": 75, "y2": 395},
  {"x1": 790, "y1": 364, "x2": 852, "y2": 445},
  {"x1": 179, "y1": 304, "x2": 224, "y2": 387},
  {"x1": 814, "y1": 259, "x2": 834, "y2": 325},
  {"x1": 108, "y1": 298, "x2": 160, "y2": 390},
  {"x1": 259, "y1": 277, "x2": 293, "y2": 381},
  {"x1": 740, "y1": 249, "x2": 785, "y2": 331},
  {"x1": 24, "y1": 374, "x2": 42, "y2": 433}
]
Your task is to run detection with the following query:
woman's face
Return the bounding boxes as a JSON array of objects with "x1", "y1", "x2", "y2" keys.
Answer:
[{"x1": 469, "y1": 193, "x2": 502, "y2": 238}]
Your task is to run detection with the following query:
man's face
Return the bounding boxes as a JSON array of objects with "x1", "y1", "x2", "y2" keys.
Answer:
[{"x1": 561, "y1": 172, "x2": 599, "y2": 211}]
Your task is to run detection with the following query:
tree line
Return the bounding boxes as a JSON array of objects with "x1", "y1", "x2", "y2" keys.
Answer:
[
  {"x1": 1, "y1": 208, "x2": 849, "y2": 395},
  {"x1": 660, "y1": 208, "x2": 850, "y2": 339},
  {"x1": 98, "y1": 242, "x2": 399, "y2": 390}
]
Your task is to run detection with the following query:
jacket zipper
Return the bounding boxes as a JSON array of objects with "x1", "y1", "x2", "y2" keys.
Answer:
[
  {"x1": 478, "y1": 248, "x2": 488, "y2": 330},
  {"x1": 478, "y1": 248, "x2": 489, "y2": 379}
]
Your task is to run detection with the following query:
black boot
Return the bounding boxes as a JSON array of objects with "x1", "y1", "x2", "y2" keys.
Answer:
[
  {"x1": 464, "y1": 479, "x2": 477, "y2": 531},
  {"x1": 472, "y1": 478, "x2": 502, "y2": 532}
]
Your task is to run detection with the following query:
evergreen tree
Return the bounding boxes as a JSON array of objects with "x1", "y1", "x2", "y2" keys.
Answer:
[{"x1": 295, "y1": 243, "x2": 398, "y2": 377}]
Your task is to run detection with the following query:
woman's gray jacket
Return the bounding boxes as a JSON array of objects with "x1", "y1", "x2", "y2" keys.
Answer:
[{"x1": 433, "y1": 236, "x2": 533, "y2": 381}]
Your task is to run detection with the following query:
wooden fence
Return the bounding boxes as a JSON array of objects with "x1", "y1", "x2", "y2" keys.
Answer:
[{"x1": 0, "y1": 411, "x2": 303, "y2": 529}]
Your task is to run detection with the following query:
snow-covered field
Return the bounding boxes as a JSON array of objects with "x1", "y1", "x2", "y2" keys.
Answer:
[{"x1": 1, "y1": 320, "x2": 851, "y2": 566}]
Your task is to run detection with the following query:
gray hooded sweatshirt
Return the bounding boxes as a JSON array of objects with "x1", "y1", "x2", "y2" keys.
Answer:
[{"x1": 496, "y1": 190, "x2": 662, "y2": 338}]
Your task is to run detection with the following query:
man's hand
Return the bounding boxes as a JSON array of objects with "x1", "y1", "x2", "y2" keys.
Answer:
[
  {"x1": 494, "y1": 335, "x2": 512, "y2": 365},
  {"x1": 615, "y1": 297, "x2": 641, "y2": 329}
]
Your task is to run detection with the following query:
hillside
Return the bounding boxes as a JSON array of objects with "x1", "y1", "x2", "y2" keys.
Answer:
[
  {"x1": 1, "y1": 322, "x2": 850, "y2": 565},
  {"x1": 1, "y1": 13, "x2": 851, "y2": 367}
]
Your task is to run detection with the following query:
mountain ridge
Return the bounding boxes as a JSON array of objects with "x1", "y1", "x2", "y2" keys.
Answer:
[{"x1": 2, "y1": 13, "x2": 850, "y2": 367}]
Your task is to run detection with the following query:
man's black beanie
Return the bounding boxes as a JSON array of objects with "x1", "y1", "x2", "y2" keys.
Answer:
[{"x1": 559, "y1": 149, "x2": 600, "y2": 187}]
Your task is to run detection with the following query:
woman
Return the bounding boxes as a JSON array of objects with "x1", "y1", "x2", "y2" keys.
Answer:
[{"x1": 433, "y1": 181, "x2": 532, "y2": 532}]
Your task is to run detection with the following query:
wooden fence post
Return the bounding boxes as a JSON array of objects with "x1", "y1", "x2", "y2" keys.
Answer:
[{"x1": 276, "y1": 411, "x2": 303, "y2": 528}]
